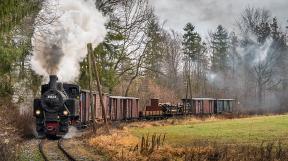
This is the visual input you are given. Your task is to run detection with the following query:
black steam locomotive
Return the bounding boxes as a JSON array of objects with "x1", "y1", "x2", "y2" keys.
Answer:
[{"x1": 33, "y1": 75, "x2": 80, "y2": 138}]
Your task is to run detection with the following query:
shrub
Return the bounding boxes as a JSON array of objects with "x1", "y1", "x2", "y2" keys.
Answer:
[{"x1": 13, "y1": 110, "x2": 35, "y2": 138}]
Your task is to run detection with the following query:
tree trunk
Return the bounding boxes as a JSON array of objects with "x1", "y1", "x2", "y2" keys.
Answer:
[
  {"x1": 125, "y1": 75, "x2": 137, "y2": 97},
  {"x1": 258, "y1": 83, "x2": 263, "y2": 107},
  {"x1": 87, "y1": 43, "x2": 96, "y2": 133},
  {"x1": 90, "y1": 45, "x2": 108, "y2": 125}
]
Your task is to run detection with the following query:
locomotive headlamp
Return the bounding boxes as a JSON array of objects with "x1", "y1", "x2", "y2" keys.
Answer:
[
  {"x1": 63, "y1": 110, "x2": 69, "y2": 116},
  {"x1": 35, "y1": 110, "x2": 41, "y2": 115}
]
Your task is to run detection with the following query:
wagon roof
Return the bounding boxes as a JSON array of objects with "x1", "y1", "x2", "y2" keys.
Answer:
[
  {"x1": 81, "y1": 89, "x2": 109, "y2": 95},
  {"x1": 217, "y1": 99, "x2": 235, "y2": 101},
  {"x1": 182, "y1": 98, "x2": 216, "y2": 100},
  {"x1": 193, "y1": 98, "x2": 216, "y2": 100},
  {"x1": 109, "y1": 96, "x2": 139, "y2": 99}
]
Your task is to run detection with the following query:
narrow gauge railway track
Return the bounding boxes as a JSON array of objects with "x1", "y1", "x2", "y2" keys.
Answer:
[{"x1": 39, "y1": 139, "x2": 76, "y2": 161}]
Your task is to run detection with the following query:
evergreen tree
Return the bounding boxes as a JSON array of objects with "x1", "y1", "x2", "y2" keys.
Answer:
[
  {"x1": 144, "y1": 15, "x2": 164, "y2": 79},
  {"x1": 255, "y1": 22, "x2": 271, "y2": 44},
  {"x1": 270, "y1": 17, "x2": 280, "y2": 40},
  {"x1": 0, "y1": 0, "x2": 41, "y2": 97},
  {"x1": 182, "y1": 23, "x2": 202, "y2": 61},
  {"x1": 182, "y1": 23, "x2": 206, "y2": 97},
  {"x1": 210, "y1": 25, "x2": 229, "y2": 72},
  {"x1": 229, "y1": 32, "x2": 240, "y2": 77}
]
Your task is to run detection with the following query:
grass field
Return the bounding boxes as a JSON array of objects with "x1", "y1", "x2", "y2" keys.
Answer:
[{"x1": 130, "y1": 115, "x2": 288, "y2": 146}]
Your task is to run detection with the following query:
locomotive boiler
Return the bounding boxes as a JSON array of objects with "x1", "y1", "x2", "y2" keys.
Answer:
[{"x1": 33, "y1": 75, "x2": 80, "y2": 138}]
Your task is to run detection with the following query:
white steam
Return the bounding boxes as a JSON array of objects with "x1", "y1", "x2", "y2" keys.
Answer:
[
  {"x1": 31, "y1": 0, "x2": 107, "y2": 82},
  {"x1": 64, "y1": 126, "x2": 82, "y2": 139}
]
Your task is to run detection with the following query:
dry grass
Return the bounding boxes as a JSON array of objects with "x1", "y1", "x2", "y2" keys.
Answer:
[
  {"x1": 126, "y1": 115, "x2": 224, "y2": 128},
  {"x1": 0, "y1": 101, "x2": 17, "y2": 161},
  {"x1": 0, "y1": 100, "x2": 35, "y2": 140},
  {"x1": 89, "y1": 132, "x2": 288, "y2": 161},
  {"x1": 0, "y1": 140, "x2": 16, "y2": 161},
  {"x1": 89, "y1": 130, "x2": 171, "y2": 161},
  {"x1": 89, "y1": 129, "x2": 142, "y2": 160},
  {"x1": 89, "y1": 131, "x2": 288, "y2": 160}
]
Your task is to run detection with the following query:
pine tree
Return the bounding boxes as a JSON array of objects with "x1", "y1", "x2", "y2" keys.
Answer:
[
  {"x1": 145, "y1": 16, "x2": 164, "y2": 79},
  {"x1": 270, "y1": 17, "x2": 280, "y2": 40},
  {"x1": 255, "y1": 22, "x2": 271, "y2": 44},
  {"x1": 0, "y1": 0, "x2": 41, "y2": 97},
  {"x1": 210, "y1": 25, "x2": 229, "y2": 73},
  {"x1": 182, "y1": 23, "x2": 206, "y2": 97},
  {"x1": 182, "y1": 23, "x2": 202, "y2": 61},
  {"x1": 229, "y1": 32, "x2": 239, "y2": 78}
]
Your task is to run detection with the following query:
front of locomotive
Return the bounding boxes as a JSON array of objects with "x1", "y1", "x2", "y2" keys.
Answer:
[{"x1": 34, "y1": 75, "x2": 70, "y2": 138}]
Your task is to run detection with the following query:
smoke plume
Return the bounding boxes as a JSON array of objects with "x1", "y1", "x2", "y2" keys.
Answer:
[{"x1": 31, "y1": 0, "x2": 107, "y2": 82}]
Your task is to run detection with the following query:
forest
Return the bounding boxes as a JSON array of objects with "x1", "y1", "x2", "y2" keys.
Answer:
[{"x1": 1, "y1": 0, "x2": 288, "y2": 114}]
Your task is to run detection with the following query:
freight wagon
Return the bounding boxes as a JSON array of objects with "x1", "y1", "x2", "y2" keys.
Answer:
[
  {"x1": 80, "y1": 91, "x2": 140, "y2": 123},
  {"x1": 181, "y1": 98, "x2": 234, "y2": 115}
]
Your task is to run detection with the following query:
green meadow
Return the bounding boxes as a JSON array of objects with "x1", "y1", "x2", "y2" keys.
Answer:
[{"x1": 130, "y1": 115, "x2": 288, "y2": 146}]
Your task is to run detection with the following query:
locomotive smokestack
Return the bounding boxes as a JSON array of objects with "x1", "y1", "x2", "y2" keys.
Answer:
[{"x1": 49, "y1": 75, "x2": 58, "y2": 89}]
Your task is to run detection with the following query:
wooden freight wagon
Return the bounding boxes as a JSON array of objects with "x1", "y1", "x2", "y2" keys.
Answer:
[
  {"x1": 109, "y1": 96, "x2": 139, "y2": 121},
  {"x1": 215, "y1": 99, "x2": 235, "y2": 113},
  {"x1": 193, "y1": 98, "x2": 215, "y2": 114},
  {"x1": 182, "y1": 98, "x2": 215, "y2": 115},
  {"x1": 80, "y1": 90, "x2": 109, "y2": 123}
]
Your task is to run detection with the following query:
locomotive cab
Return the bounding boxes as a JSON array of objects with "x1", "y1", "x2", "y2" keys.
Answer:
[{"x1": 33, "y1": 75, "x2": 80, "y2": 138}]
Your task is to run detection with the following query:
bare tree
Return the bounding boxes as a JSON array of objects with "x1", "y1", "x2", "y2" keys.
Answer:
[
  {"x1": 237, "y1": 7, "x2": 271, "y2": 35},
  {"x1": 161, "y1": 30, "x2": 182, "y2": 91},
  {"x1": 236, "y1": 7, "x2": 283, "y2": 107},
  {"x1": 110, "y1": 0, "x2": 153, "y2": 96}
]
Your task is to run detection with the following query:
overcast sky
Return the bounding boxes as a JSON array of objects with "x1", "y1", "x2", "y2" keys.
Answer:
[{"x1": 149, "y1": 0, "x2": 288, "y2": 36}]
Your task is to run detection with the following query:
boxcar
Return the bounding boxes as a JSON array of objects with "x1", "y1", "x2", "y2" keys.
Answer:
[
  {"x1": 182, "y1": 98, "x2": 215, "y2": 114},
  {"x1": 215, "y1": 99, "x2": 235, "y2": 113},
  {"x1": 109, "y1": 96, "x2": 139, "y2": 121},
  {"x1": 80, "y1": 90, "x2": 110, "y2": 123},
  {"x1": 193, "y1": 98, "x2": 215, "y2": 114}
]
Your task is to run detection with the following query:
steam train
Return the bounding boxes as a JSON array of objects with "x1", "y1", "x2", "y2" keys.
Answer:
[
  {"x1": 33, "y1": 75, "x2": 140, "y2": 138},
  {"x1": 33, "y1": 75, "x2": 235, "y2": 138},
  {"x1": 33, "y1": 75, "x2": 81, "y2": 138}
]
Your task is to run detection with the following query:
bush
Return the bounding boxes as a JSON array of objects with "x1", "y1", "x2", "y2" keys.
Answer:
[{"x1": 13, "y1": 111, "x2": 35, "y2": 138}]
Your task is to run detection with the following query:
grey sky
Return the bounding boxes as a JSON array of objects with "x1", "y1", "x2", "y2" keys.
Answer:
[{"x1": 149, "y1": 0, "x2": 288, "y2": 36}]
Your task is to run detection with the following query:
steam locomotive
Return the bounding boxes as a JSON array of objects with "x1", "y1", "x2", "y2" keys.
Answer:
[{"x1": 33, "y1": 75, "x2": 80, "y2": 138}]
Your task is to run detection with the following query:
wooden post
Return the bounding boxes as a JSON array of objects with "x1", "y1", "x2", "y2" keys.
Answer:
[
  {"x1": 87, "y1": 43, "x2": 96, "y2": 132},
  {"x1": 89, "y1": 45, "x2": 108, "y2": 125}
]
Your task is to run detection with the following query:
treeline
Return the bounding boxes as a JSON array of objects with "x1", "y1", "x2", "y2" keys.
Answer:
[
  {"x1": 0, "y1": 0, "x2": 288, "y2": 113},
  {"x1": 0, "y1": 0, "x2": 42, "y2": 102},
  {"x1": 87, "y1": 1, "x2": 288, "y2": 112}
]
